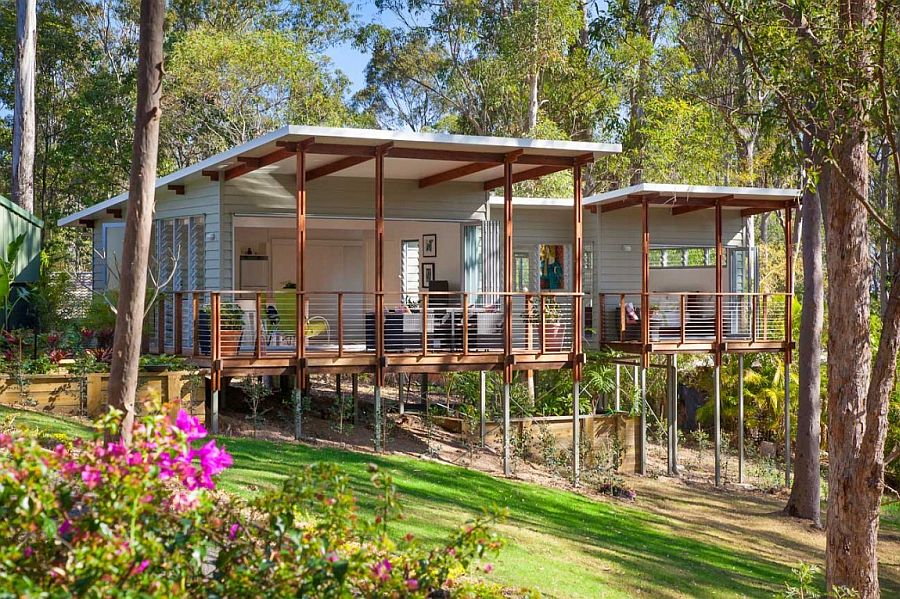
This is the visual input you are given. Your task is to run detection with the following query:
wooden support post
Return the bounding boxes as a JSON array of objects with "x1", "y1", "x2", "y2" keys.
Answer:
[
  {"x1": 373, "y1": 144, "x2": 387, "y2": 452},
  {"x1": 572, "y1": 159, "x2": 584, "y2": 486},
  {"x1": 503, "y1": 382, "x2": 511, "y2": 476},
  {"x1": 210, "y1": 371, "x2": 220, "y2": 435},
  {"x1": 641, "y1": 198, "x2": 650, "y2": 350},
  {"x1": 738, "y1": 353, "x2": 745, "y2": 484},
  {"x1": 210, "y1": 293, "x2": 221, "y2": 434},
  {"x1": 374, "y1": 385, "x2": 383, "y2": 453},
  {"x1": 293, "y1": 386, "x2": 302, "y2": 440},
  {"x1": 639, "y1": 365, "x2": 647, "y2": 475},
  {"x1": 667, "y1": 354, "x2": 675, "y2": 476},
  {"x1": 672, "y1": 353, "x2": 679, "y2": 474},
  {"x1": 715, "y1": 201, "x2": 723, "y2": 350},
  {"x1": 714, "y1": 356, "x2": 722, "y2": 487},
  {"x1": 479, "y1": 370, "x2": 487, "y2": 447},
  {"x1": 501, "y1": 153, "x2": 516, "y2": 477},
  {"x1": 573, "y1": 378, "x2": 581, "y2": 485},
  {"x1": 295, "y1": 140, "x2": 310, "y2": 430},
  {"x1": 352, "y1": 373, "x2": 360, "y2": 425}
]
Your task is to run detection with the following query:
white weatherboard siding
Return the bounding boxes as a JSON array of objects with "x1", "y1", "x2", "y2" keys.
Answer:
[{"x1": 597, "y1": 207, "x2": 745, "y2": 293}]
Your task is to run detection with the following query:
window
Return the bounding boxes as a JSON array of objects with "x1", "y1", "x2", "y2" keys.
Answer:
[
  {"x1": 649, "y1": 246, "x2": 725, "y2": 268},
  {"x1": 401, "y1": 239, "x2": 420, "y2": 303},
  {"x1": 513, "y1": 252, "x2": 531, "y2": 292},
  {"x1": 462, "y1": 224, "x2": 482, "y2": 293}
]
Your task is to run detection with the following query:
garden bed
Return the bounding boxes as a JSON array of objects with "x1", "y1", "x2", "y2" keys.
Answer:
[{"x1": 0, "y1": 370, "x2": 204, "y2": 419}]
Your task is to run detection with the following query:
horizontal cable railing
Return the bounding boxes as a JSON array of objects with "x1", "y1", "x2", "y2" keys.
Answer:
[
  {"x1": 596, "y1": 292, "x2": 789, "y2": 346},
  {"x1": 149, "y1": 290, "x2": 582, "y2": 360}
]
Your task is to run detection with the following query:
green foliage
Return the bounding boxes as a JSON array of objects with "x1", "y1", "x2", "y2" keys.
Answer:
[
  {"x1": 0, "y1": 233, "x2": 27, "y2": 329},
  {"x1": 689, "y1": 353, "x2": 797, "y2": 443},
  {"x1": 219, "y1": 301, "x2": 245, "y2": 331},
  {"x1": 138, "y1": 353, "x2": 192, "y2": 371},
  {"x1": 0, "y1": 407, "x2": 506, "y2": 597},
  {"x1": 164, "y1": 26, "x2": 358, "y2": 168}
]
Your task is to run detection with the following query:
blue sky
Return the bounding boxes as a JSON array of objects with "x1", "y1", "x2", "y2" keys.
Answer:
[{"x1": 324, "y1": 2, "x2": 401, "y2": 94}]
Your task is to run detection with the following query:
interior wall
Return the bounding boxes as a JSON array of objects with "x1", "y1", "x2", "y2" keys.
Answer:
[
  {"x1": 650, "y1": 268, "x2": 720, "y2": 293},
  {"x1": 232, "y1": 219, "x2": 463, "y2": 295}
]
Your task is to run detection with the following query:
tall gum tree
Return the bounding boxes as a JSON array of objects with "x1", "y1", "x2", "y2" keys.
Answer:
[
  {"x1": 721, "y1": 0, "x2": 900, "y2": 594},
  {"x1": 107, "y1": 0, "x2": 166, "y2": 443},
  {"x1": 12, "y1": 0, "x2": 35, "y2": 214}
]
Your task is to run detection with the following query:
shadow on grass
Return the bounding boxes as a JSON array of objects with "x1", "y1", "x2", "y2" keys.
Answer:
[{"x1": 220, "y1": 436, "x2": 793, "y2": 598}]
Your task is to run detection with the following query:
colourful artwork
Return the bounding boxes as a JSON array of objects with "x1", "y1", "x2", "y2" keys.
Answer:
[{"x1": 540, "y1": 245, "x2": 564, "y2": 290}]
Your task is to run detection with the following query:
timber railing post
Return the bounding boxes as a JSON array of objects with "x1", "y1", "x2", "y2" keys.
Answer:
[
  {"x1": 422, "y1": 293, "x2": 429, "y2": 355},
  {"x1": 191, "y1": 292, "x2": 199, "y2": 357},
  {"x1": 337, "y1": 292, "x2": 344, "y2": 357},
  {"x1": 173, "y1": 292, "x2": 183, "y2": 355},
  {"x1": 255, "y1": 291, "x2": 262, "y2": 358},
  {"x1": 462, "y1": 292, "x2": 469, "y2": 354}
]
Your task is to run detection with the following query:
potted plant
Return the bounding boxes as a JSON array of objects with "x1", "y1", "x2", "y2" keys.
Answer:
[{"x1": 219, "y1": 301, "x2": 245, "y2": 357}]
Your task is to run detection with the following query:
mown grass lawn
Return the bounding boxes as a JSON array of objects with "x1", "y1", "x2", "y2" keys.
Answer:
[{"x1": 2, "y1": 406, "x2": 881, "y2": 598}]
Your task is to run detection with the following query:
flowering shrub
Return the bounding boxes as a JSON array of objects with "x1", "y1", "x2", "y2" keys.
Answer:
[{"x1": 0, "y1": 407, "x2": 505, "y2": 597}]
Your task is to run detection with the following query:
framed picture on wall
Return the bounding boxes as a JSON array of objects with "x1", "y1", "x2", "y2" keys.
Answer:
[
  {"x1": 422, "y1": 233, "x2": 437, "y2": 257},
  {"x1": 421, "y1": 262, "x2": 435, "y2": 288}
]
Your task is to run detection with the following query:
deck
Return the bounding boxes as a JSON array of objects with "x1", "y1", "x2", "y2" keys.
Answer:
[
  {"x1": 150, "y1": 290, "x2": 582, "y2": 376},
  {"x1": 596, "y1": 291, "x2": 791, "y2": 354},
  {"x1": 150, "y1": 288, "x2": 791, "y2": 378}
]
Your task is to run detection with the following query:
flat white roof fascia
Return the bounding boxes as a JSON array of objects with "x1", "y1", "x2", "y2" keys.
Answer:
[
  {"x1": 60, "y1": 126, "x2": 620, "y2": 226},
  {"x1": 584, "y1": 183, "x2": 800, "y2": 206}
]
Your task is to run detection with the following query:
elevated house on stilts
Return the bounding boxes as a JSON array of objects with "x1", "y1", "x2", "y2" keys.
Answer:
[{"x1": 60, "y1": 127, "x2": 798, "y2": 485}]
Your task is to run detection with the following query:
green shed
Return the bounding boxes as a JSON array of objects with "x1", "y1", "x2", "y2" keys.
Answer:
[{"x1": 0, "y1": 193, "x2": 43, "y2": 284}]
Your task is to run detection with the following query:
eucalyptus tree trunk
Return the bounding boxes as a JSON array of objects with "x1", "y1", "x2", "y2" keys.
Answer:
[
  {"x1": 823, "y1": 4, "x2": 898, "y2": 595},
  {"x1": 12, "y1": 0, "x2": 36, "y2": 214},
  {"x1": 784, "y1": 156, "x2": 825, "y2": 526},
  {"x1": 107, "y1": 0, "x2": 165, "y2": 444}
]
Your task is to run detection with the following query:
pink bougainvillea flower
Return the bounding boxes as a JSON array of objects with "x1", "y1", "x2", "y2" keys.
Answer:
[
  {"x1": 131, "y1": 559, "x2": 150, "y2": 575},
  {"x1": 370, "y1": 558, "x2": 392, "y2": 582},
  {"x1": 483, "y1": 563, "x2": 494, "y2": 573},
  {"x1": 175, "y1": 410, "x2": 207, "y2": 442},
  {"x1": 196, "y1": 441, "x2": 233, "y2": 477},
  {"x1": 171, "y1": 489, "x2": 200, "y2": 512},
  {"x1": 228, "y1": 523, "x2": 241, "y2": 541},
  {"x1": 81, "y1": 465, "x2": 101, "y2": 489},
  {"x1": 406, "y1": 579, "x2": 419, "y2": 591},
  {"x1": 57, "y1": 519, "x2": 73, "y2": 537}
]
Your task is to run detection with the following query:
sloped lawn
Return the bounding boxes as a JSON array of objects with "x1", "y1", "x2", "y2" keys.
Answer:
[{"x1": 5, "y1": 406, "x2": 897, "y2": 598}]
